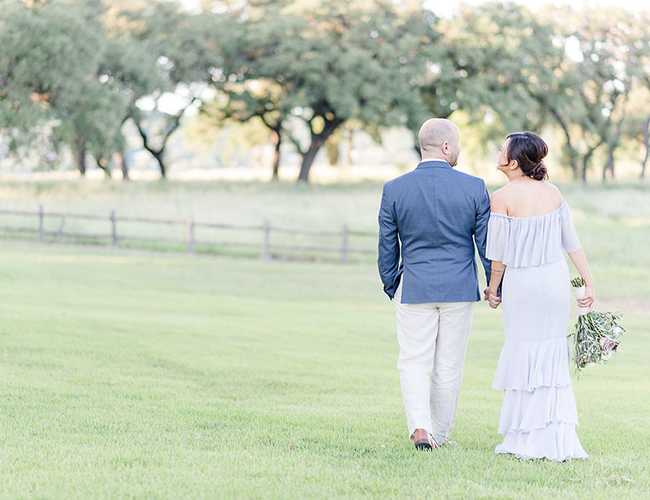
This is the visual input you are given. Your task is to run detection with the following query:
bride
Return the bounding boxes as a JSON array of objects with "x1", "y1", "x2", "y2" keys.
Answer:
[{"x1": 485, "y1": 131, "x2": 594, "y2": 461}]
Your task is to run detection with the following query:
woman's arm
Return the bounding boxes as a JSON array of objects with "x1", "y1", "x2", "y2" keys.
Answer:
[
  {"x1": 485, "y1": 190, "x2": 509, "y2": 309},
  {"x1": 486, "y1": 260, "x2": 505, "y2": 309},
  {"x1": 568, "y1": 248, "x2": 595, "y2": 312}
]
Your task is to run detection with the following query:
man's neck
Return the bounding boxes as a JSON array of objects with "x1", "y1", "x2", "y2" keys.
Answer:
[{"x1": 421, "y1": 156, "x2": 448, "y2": 163}]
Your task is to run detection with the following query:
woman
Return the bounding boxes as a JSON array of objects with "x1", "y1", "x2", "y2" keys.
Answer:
[{"x1": 485, "y1": 131, "x2": 594, "y2": 461}]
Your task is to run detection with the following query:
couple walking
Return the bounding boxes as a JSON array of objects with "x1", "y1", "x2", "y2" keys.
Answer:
[{"x1": 377, "y1": 118, "x2": 595, "y2": 461}]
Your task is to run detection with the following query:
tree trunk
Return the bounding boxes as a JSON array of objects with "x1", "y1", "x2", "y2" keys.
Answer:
[
  {"x1": 580, "y1": 156, "x2": 588, "y2": 183},
  {"x1": 602, "y1": 144, "x2": 615, "y2": 182},
  {"x1": 134, "y1": 119, "x2": 169, "y2": 179},
  {"x1": 76, "y1": 137, "x2": 86, "y2": 176},
  {"x1": 297, "y1": 143, "x2": 322, "y2": 183},
  {"x1": 579, "y1": 136, "x2": 606, "y2": 184},
  {"x1": 255, "y1": 114, "x2": 286, "y2": 182},
  {"x1": 642, "y1": 117, "x2": 650, "y2": 179},
  {"x1": 271, "y1": 130, "x2": 281, "y2": 181},
  {"x1": 297, "y1": 119, "x2": 342, "y2": 183},
  {"x1": 132, "y1": 102, "x2": 193, "y2": 179},
  {"x1": 117, "y1": 115, "x2": 131, "y2": 181},
  {"x1": 581, "y1": 147, "x2": 597, "y2": 184},
  {"x1": 96, "y1": 155, "x2": 112, "y2": 179},
  {"x1": 152, "y1": 151, "x2": 167, "y2": 178},
  {"x1": 117, "y1": 152, "x2": 130, "y2": 181},
  {"x1": 602, "y1": 118, "x2": 625, "y2": 182}
]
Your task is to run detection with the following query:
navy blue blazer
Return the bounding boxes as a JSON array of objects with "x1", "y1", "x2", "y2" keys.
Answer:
[{"x1": 378, "y1": 160, "x2": 491, "y2": 303}]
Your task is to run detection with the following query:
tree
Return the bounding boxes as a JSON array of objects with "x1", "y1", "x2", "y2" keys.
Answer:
[
  {"x1": 118, "y1": 1, "x2": 228, "y2": 177},
  {"x1": 96, "y1": 22, "x2": 166, "y2": 180},
  {"x1": 539, "y1": 6, "x2": 638, "y2": 182},
  {"x1": 216, "y1": 82, "x2": 289, "y2": 180},
  {"x1": 626, "y1": 11, "x2": 650, "y2": 179},
  {"x1": 240, "y1": 0, "x2": 434, "y2": 183},
  {"x1": 442, "y1": 3, "x2": 639, "y2": 182},
  {"x1": 0, "y1": 0, "x2": 143, "y2": 177},
  {"x1": 0, "y1": 0, "x2": 111, "y2": 173},
  {"x1": 437, "y1": 2, "x2": 553, "y2": 144}
]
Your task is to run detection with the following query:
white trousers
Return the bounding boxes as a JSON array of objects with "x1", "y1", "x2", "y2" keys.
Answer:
[{"x1": 394, "y1": 279, "x2": 475, "y2": 445}]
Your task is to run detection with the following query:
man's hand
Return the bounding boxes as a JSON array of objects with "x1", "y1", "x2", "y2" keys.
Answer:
[{"x1": 488, "y1": 292, "x2": 501, "y2": 309}]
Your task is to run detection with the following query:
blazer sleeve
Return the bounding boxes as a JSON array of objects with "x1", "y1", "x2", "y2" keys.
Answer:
[
  {"x1": 473, "y1": 181, "x2": 492, "y2": 285},
  {"x1": 377, "y1": 184, "x2": 401, "y2": 299}
]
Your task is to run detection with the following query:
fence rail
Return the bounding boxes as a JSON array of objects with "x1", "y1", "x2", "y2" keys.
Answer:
[{"x1": 0, "y1": 206, "x2": 377, "y2": 263}]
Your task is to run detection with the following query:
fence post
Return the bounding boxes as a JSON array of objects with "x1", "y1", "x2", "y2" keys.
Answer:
[
  {"x1": 341, "y1": 223, "x2": 349, "y2": 264},
  {"x1": 188, "y1": 217, "x2": 195, "y2": 254},
  {"x1": 39, "y1": 204, "x2": 45, "y2": 242},
  {"x1": 262, "y1": 220, "x2": 271, "y2": 261},
  {"x1": 110, "y1": 209, "x2": 117, "y2": 247}
]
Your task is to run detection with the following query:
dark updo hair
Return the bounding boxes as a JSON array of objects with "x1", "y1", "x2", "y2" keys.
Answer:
[{"x1": 506, "y1": 131, "x2": 549, "y2": 181}]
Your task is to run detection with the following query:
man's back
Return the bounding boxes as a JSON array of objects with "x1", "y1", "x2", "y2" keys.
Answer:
[{"x1": 378, "y1": 160, "x2": 491, "y2": 303}]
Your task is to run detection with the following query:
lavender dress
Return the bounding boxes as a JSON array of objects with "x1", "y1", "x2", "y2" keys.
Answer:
[{"x1": 486, "y1": 202, "x2": 588, "y2": 461}]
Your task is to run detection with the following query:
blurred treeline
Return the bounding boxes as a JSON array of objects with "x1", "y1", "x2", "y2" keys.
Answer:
[{"x1": 1, "y1": 0, "x2": 650, "y2": 183}]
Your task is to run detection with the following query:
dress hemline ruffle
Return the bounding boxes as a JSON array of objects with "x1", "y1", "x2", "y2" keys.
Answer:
[
  {"x1": 493, "y1": 336, "x2": 572, "y2": 392},
  {"x1": 495, "y1": 422, "x2": 588, "y2": 462}
]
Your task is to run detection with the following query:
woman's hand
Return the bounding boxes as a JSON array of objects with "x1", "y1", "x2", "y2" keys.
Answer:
[
  {"x1": 486, "y1": 288, "x2": 501, "y2": 309},
  {"x1": 567, "y1": 250, "x2": 595, "y2": 313},
  {"x1": 577, "y1": 283, "x2": 595, "y2": 313},
  {"x1": 486, "y1": 261, "x2": 505, "y2": 310}
]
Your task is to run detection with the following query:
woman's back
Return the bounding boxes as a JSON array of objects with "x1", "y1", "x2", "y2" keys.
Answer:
[{"x1": 491, "y1": 179, "x2": 564, "y2": 218}]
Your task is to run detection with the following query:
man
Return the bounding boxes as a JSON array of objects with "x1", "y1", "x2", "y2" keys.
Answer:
[{"x1": 377, "y1": 118, "x2": 491, "y2": 450}]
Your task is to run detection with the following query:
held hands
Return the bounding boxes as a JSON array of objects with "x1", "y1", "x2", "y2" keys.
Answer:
[
  {"x1": 484, "y1": 288, "x2": 502, "y2": 309},
  {"x1": 486, "y1": 263, "x2": 505, "y2": 310}
]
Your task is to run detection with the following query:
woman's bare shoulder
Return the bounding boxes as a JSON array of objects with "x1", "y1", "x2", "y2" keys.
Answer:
[
  {"x1": 542, "y1": 181, "x2": 565, "y2": 204},
  {"x1": 490, "y1": 183, "x2": 512, "y2": 197},
  {"x1": 542, "y1": 181, "x2": 561, "y2": 193},
  {"x1": 490, "y1": 186, "x2": 509, "y2": 214}
]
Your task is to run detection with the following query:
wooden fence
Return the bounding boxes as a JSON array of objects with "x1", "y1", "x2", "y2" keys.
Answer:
[{"x1": 0, "y1": 206, "x2": 377, "y2": 263}]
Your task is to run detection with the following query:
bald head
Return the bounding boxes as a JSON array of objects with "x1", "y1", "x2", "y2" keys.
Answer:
[{"x1": 418, "y1": 118, "x2": 461, "y2": 166}]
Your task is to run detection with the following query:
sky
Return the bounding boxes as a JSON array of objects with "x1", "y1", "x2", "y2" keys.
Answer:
[
  {"x1": 179, "y1": 0, "x2": 647, "y2": 16},
  {"x1": 427, "y1": 0, "x2": 648, "y2": 17}
]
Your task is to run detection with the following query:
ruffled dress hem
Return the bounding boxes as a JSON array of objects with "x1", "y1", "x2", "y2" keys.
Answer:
[
  {"x1": 492, "y1": 337, "x2": 572, "y2": 392},
  {"x1": 495, "y1": 422, "x2": 588, "y2": 462}
]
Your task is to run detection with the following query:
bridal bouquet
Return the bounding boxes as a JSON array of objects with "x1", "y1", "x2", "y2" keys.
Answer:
[{"x1": 568, "y1": 277, "x2": 624, "y2": 374}]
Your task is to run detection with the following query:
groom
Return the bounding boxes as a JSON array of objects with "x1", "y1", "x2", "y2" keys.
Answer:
[{"x1": 377, "y1": 118, "x2": 491, "y2": 450}]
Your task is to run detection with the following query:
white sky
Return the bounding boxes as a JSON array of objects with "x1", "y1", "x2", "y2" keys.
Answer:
[
  {"x1": 427, "y1": 0, "x2": 649, "y2": 17},
  {"x1": 181, "y1": 0, "x2": 648, "y2": 16}
]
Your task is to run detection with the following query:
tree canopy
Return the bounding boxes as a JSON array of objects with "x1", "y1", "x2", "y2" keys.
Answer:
[{"x1": 2, "y1": 0, "x2": 650, "y2": 182}]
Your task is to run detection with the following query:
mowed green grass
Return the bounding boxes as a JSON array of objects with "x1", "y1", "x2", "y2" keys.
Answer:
[{"x1": 0, "y1": 180, "x2": 649, "y2": 499}]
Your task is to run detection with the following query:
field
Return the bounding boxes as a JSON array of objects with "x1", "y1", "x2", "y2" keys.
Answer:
[{"x1": 0, "y1": 179, "x2": 649, "y2": 499}]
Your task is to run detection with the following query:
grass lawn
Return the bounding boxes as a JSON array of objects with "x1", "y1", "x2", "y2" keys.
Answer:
[
  {"x1": 0, "y1": 236, "x2": 648, "y2": 499},
  {"x1": 0, "y1": 180, "x2": 648, "y2": 499}
]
